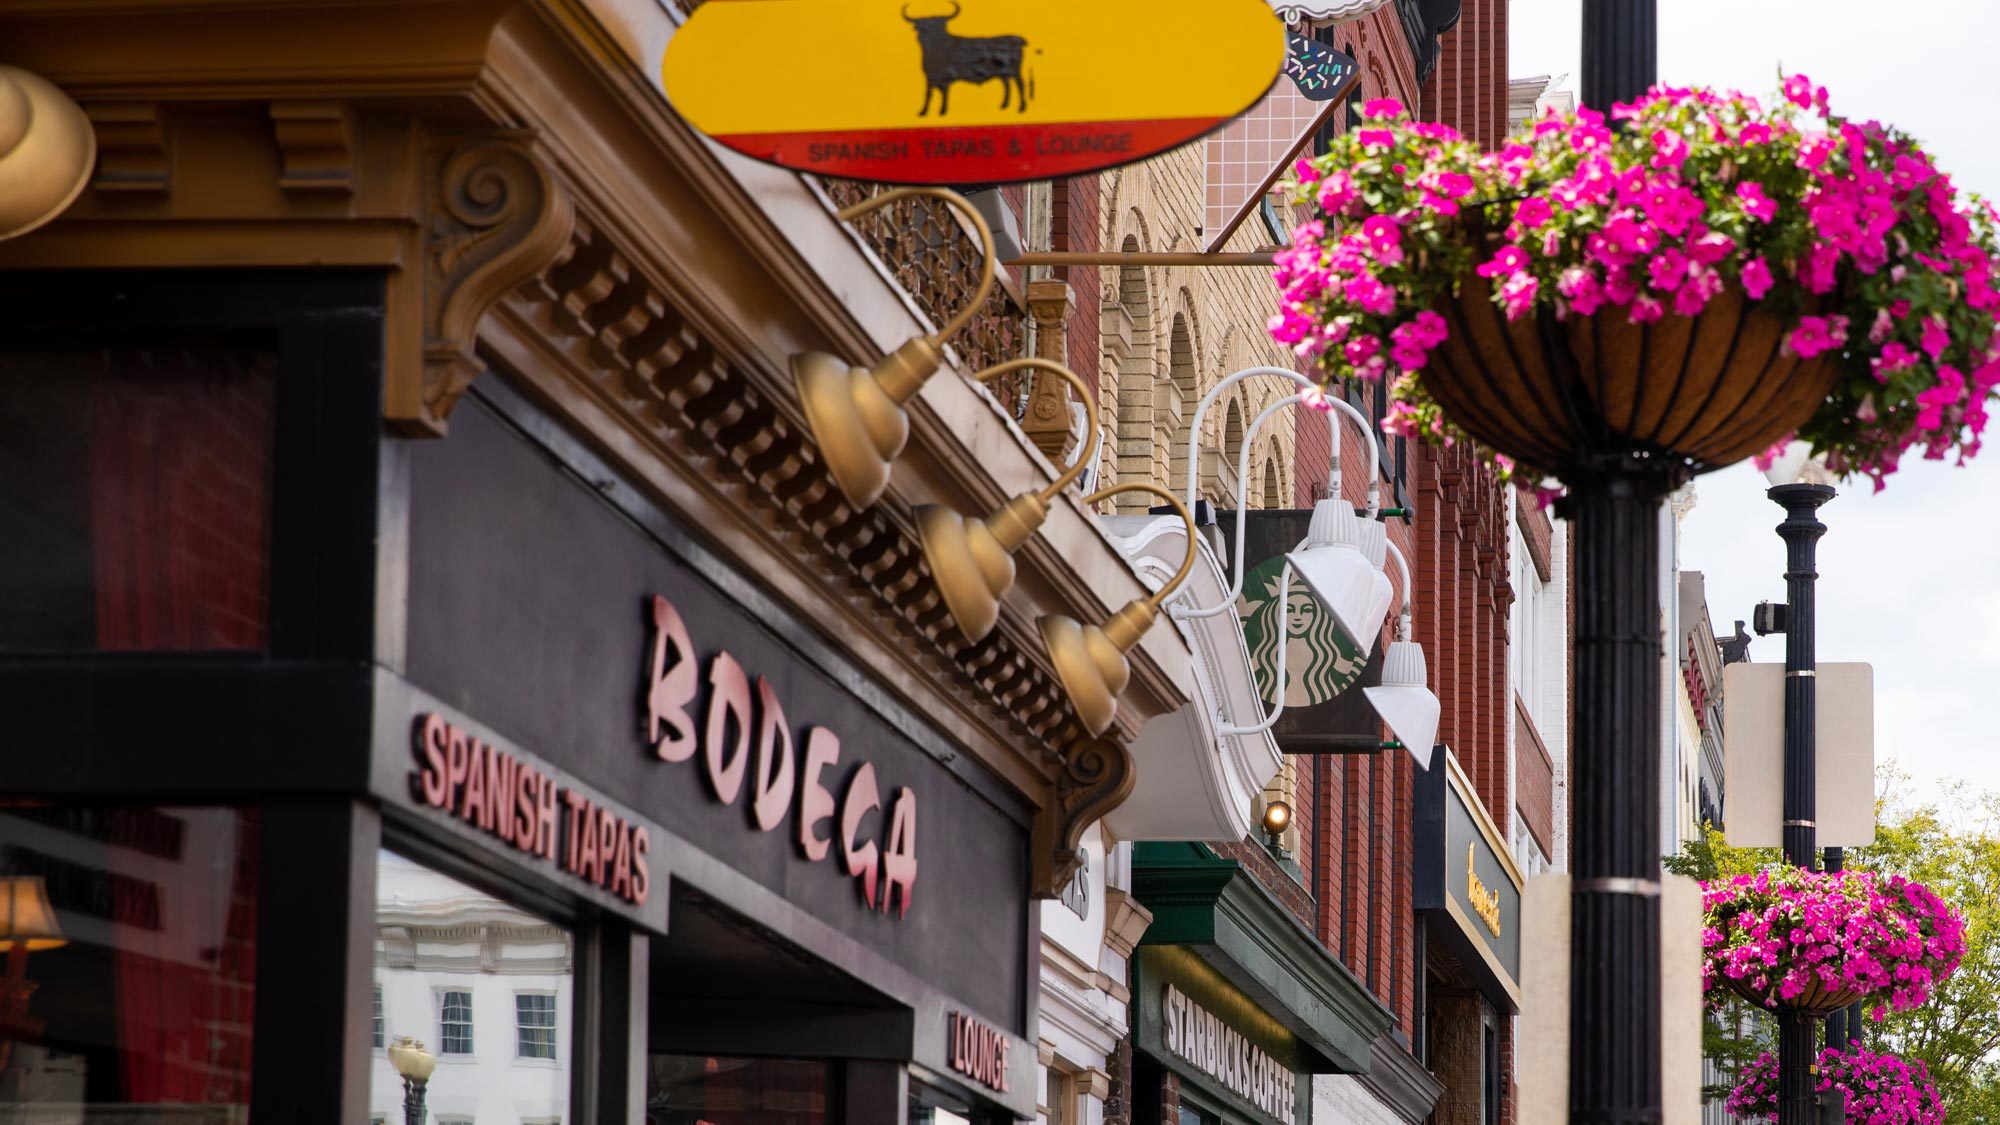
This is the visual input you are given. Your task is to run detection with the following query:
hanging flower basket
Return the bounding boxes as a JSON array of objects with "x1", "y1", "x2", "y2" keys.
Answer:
[
  {"x1": 1423, "y1": 273, "x2": 1839, "y2": 473},
  {"x1": 1273, "y1": 77, "x2": 2000, "y2": 499},
  {"x1": 1719, "y1": 967, "x2": 1861, "y2": 1017},
  {"x1": 1727, "y1": 1045, "x2": 1946, "y2": 1125},
  {"x1": 1700, "y1": 868, "x2": 1965, "y2": 1019}
]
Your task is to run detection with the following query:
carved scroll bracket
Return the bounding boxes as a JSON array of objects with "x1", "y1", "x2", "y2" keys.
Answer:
[
  {"x1": 395, "y1": 132, "x2": 574, "y2": 436},
  {"x1": 1033, "y1": 734, "x2": 1135, "y2": 897}
]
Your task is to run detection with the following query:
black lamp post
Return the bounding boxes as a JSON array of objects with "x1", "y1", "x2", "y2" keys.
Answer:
[
  {"x1": 1569, "y1": 4, "x2": 1669, "y2": 1123},
  {"x1": 1771, "y1": 482, "x2": 1835, "y2": 1124}
]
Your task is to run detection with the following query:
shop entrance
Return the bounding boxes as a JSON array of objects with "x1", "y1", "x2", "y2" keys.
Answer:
[{"x1": 646, "y1": 884, "x2": 998, "y2": 1125}]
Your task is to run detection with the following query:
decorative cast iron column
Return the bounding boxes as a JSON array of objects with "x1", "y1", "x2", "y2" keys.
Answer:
[
  {"x1": 1566, "y1": 462, "x2": 1677, "y2": 1124},
  {"x1": 1570, "y1": 5, "x2": 1667, "y2": 1121},
  {"x1": 1773, "y1": 482, "x2": 1835, "y2": 1125}
]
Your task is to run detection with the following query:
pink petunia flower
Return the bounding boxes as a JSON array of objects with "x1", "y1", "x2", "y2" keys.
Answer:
[
  {"x1": 1740, "y1": 257, "x2": 1775, "y2": 299},
  {"x1": 1737, "y1": 181, "x2": 1778, "y2": 223}
]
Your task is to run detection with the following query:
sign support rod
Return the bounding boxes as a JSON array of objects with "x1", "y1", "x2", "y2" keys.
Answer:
[{"x1": 1006, "y1": 251, "x2": 1279, "y2": 268}]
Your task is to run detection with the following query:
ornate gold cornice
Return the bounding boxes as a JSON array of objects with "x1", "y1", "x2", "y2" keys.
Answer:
[
  {"x1": 0, "y1": 0, "x2": 1179, "y2": 897},
  {"x1": 499, "y1": 213, "x2": 1127, "y2": 892}
]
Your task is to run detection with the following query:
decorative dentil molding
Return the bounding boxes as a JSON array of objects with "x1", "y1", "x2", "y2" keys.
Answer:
[
  {"x1": 84, "y1": 101, "x2": 170, "y2": 194},
  {"x1": 505, "y1": 213, "x2": 1131, "y2": 896},
  {"x1": 269, "y1": 100, "x2": 358, "y2": 194}
]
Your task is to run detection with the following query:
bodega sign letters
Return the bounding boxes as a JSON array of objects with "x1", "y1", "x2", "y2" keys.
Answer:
[{"x1": 644, "y1": 593, "x2": 919, "y2": 918}]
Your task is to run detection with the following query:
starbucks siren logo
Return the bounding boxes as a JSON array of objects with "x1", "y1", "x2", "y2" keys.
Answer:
[{"x1": 1236, "y1": 555, "x2": 1366, "y2": 706}]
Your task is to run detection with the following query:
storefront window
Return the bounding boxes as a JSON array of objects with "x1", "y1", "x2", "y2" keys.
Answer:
[
  {"x1": 0, "y1": 805, "x2": 258, "y2": 1117},
  {"x1": 647, "y1": 1054, "x2": 831, "y2": 1124},
  {"x1": 370, "y1": 851, "x2": 573, "y2": 1122},
  {"x1": 0, "y1": 347, "x2": 277, "y2": 654}
]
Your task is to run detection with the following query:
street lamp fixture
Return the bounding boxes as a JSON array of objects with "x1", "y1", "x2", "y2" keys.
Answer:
[
  {"x1": 1039, "y1": 484, "x2": 1200, "y2": 737},
  {"x1": 918, "y1": 358, "x2": 1101, "y2": 643},
  {"x1": 792, "y1": 186, "x2": 996, "y2": 509},
  {"x1": 1286, "y1": 492, "x2": 1394, "y2": 661},
  {"x1": 388, "y1": 1036, "x2": 436, "y2": 1125}
]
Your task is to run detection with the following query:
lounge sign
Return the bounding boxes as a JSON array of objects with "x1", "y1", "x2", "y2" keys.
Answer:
[
  {"x1": 1413, "y1": 750, "x2": 1523, "y2": 1007},
  {"x1": 662, "y1": 0, "x2": 1286, "y2": 184}
]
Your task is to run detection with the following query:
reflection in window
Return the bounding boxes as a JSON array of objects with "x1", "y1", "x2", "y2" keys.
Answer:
[
  {"x1": 440, "y1": 990, "x2": 474, "y2": 1055},
  {"x1": 648, "y1": 1055, "x2": 830, "y2": 1124},
  {"x1": 0, "y1": 347, "x2": 277, "y2": 654},
  {"x1": 370, "y1": 851, "x2": 572, "y2": 1125},
  {"x1": 374, "y1": 983, "x2": 386, "y2": 1050},
  {"x1": 0, "y1": 805, "x2": 258, "y2": 1117},
  {"x1": 516, "y1": 993, "x2": 557, "y2": 1060}
]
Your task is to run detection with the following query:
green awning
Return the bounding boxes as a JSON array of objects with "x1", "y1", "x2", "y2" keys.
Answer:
[{"x1": 1133, "y1": 843, "x2": 1391, "y2": 1074}]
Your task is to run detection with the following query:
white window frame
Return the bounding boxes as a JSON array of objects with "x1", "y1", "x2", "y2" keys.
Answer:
[
  {"x1": 514, "y1": 989, "x2": 560, "y2": 1063},
  {"x1": 372, "y1": 983, "x2": 385, "y2": 1052},
  {"x1": 436, "y1": 986, "x2": 475, "y2": 1057}
]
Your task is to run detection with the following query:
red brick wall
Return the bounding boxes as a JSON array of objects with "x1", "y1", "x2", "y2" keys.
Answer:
[
  {"x1": 1515, "y1": 700, "x2": 1555, "y2": 854},
  {"x1": 1052, "y1": 175, "x2": 1100, "y2": 394},
  {"x1": 1425, "y1": 0, "x2": 1511, "y2": 149}
]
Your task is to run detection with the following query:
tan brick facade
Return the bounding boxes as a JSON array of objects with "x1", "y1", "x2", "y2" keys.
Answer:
[{"x1": 1089, "y1": 129, "x2": 1305, "y2": 515}]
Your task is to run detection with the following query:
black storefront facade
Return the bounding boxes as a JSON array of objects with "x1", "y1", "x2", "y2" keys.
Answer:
[{"x1": 0, "y1": 270, "x2": 1042, "y2": 1124}]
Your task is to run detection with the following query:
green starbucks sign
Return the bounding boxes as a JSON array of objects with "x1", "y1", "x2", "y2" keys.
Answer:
[{"x1": 1236, "y1": 553, "x2": 1367, "y2": 706}]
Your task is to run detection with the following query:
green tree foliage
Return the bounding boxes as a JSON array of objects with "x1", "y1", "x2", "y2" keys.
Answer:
[{"x1": 1669, "y1": 773, "x2": 2000, "y2": 1119}]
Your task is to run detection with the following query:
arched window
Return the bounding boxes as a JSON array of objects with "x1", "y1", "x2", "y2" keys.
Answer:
[
  {"x1": 1110, "y1": 245, "x2": 1157, "y2": 513},
  {"x1": 1211, "y1": 397, "x2": 1246, "y2": 507},
  {"x1": 1165, "y1": 314, "x2": 1197, "y2": 493},
  {"x1": 1261, "y1": 452, "x2": 1284, "y2": 510}
]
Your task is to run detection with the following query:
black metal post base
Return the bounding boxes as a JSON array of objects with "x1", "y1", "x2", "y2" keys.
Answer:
[
  {"x1": 1780, "y1": 1011, "x2": 1817, "y2": 1123},
  {"x1": 1562, "y1": 466, "x2": 1680, "y2": 1124}
]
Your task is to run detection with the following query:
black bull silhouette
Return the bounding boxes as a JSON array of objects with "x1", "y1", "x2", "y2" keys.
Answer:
[{"x1": 903, "y1": 3, "x2": 1033, "y2": 116}]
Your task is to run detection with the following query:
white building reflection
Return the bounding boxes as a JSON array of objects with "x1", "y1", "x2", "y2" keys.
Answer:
[{"x1": 370, "y1": 852, "x2": 572, "y2": 1125}]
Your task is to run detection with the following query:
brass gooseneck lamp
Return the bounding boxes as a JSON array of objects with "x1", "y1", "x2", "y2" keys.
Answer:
[
  {"x1": 1039, "y1": 483, "x2": 1198, "y2": 738},
  {"x1": 917, "y1": 358, "x2": 1100, "y2": 643},
  {"x1": 792, "y1": 186, "x2": 997, "y2": 508},
  {"x1": 0, "y1": 67, "x2": 96, "y2": 243}
]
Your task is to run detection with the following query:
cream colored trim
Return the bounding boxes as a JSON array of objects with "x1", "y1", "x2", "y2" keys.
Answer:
[
  {"x1": 1444, "y1": 749, "x2": 1525, "y2": 890},
  {"x1": 1442, "y1": 895, "x2": 1523, "y2": 1007}
]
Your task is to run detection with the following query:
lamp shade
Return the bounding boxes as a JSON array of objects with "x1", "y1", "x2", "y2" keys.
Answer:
[
  {"x1": 1353, "y1": 517, "x2": 1396, "y2": 647},
  {"x1": 1364, "y1": 640, "x2": 1440, "y2": 769},
  {"x1": 0, "y1": 876, "x2": 65, "y2": 952},
  {"x1": 0, "y1": 67, "x2": 96, "y2": 243},
  {"x1": 1761, "y1": 441, "x2": 1837, "y2": 487},
  {"x1": 389, "y1": 1037, "x2": 438, "y2": 1082},
  {"x1": 1286, "y1": 499, "x2": 1391, "y2": 660}
]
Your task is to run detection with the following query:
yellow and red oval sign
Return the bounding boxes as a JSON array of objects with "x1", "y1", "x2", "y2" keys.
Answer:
[{"x1": 664, "y1": 0, "x2": 1286, "y2": 184}]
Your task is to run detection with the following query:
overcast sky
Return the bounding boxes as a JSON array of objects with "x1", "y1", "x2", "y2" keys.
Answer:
[{"x1": 1509, "y1": 1, "x2": 2000, "y2": 812}]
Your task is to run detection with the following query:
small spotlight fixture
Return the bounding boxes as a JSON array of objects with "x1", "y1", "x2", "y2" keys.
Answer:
[{"x1": 1261, "y1": 799, "x2": 1292, "y2": 859}]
